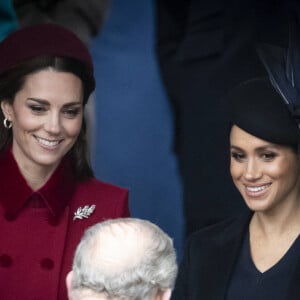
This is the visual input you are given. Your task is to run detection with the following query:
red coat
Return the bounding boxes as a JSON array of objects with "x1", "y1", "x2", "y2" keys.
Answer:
[{"x1": 0, "y1": 148, "x2": 129, "y2": 300}]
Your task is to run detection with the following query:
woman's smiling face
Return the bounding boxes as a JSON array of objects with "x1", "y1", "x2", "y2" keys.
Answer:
[
  {"x1": 1, "y1": 68, "x2": 84, "y2": 174},
  {"x1": 230, "y1": 125, "x2": 300, "y2": 214}
]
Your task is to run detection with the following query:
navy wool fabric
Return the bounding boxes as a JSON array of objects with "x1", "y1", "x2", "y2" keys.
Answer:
[{"x1": 226, "y1": 231, "x2": 300, "y2": 300}]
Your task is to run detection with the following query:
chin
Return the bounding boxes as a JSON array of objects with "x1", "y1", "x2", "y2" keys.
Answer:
[
  {"x1": 34, "y1": 157, "x2": 62, "y2": 168},
  {"x1": 246, "y1": 202, "x2": 275, "y2": 213},
  {"x1": 244, "y1": 197, "x2": 272, "y2": 212}
]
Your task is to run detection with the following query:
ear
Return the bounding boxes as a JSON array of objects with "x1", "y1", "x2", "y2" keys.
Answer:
[
  {"x1": 156, "y1": 289, "x2": 172, "y2": 300},
  {"x1": 66, "y1": 271, "x2": 74, "y2": 300},
  {"x1": 1, "y1": 101, "x2": 13, "y2": 121}
]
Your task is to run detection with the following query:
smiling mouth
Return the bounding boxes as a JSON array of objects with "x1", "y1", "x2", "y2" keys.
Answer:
[
  {"x1": 245, "y1": 184, "x2": 271, "y2": 194},
  {"x1": 35, "y1": 136, "x2": 62, "y2": 147}
]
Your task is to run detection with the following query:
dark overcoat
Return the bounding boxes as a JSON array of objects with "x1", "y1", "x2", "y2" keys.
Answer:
[{"x1": 172, "y1": 211, "x2": 300, "y2": 300}]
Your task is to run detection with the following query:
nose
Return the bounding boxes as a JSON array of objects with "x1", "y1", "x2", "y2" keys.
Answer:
[
  {"x1": 44, "y1": 112, "x2": 61, "y2": 135},
  {"x1": 244, "y1": 158, "x2": 262, "y2": 181}
]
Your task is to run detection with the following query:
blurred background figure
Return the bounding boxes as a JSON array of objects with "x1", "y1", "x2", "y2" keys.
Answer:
[
  {"x1": 67, "y1": 218, "x2": 178, "y2": 300},
  {"x1": 0, "y1": 0, "x2": 18, "y2": 41},
  {"x1": 13, "y1": 0, "x2": 109, "y2": 45},
  {"x1": 90, "y1": 0, "x2": 184, "y2": 257}
]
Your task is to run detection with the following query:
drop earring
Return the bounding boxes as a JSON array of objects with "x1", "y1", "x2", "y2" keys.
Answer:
[{"x1": 3, "y1": 118, "x2": 12, "y2": 129}]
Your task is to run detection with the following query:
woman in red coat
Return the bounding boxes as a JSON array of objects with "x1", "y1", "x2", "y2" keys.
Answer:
[{"x1": 0, "y1": 23, "x2": 129, "y2": 300}]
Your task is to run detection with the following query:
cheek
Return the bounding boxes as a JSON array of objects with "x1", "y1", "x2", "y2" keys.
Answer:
[
  {"x1": 267, "y1": 160, "x2": 299, "y2": 191},
  {"x1": 64, "y1": 119, "x2": 82, "y2": 137},
  {"x1": 230, "y1": 161, "x2": 241, "y2": 179},
  {"x1": 13, "y1": 115, "x2": 38, "y2": 132},
  {"x1": 267, "y1": 161, "x2": 292, "y2": 179}
]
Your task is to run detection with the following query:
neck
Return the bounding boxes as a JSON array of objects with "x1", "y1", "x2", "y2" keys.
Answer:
[
  {"x1": 251, "y1": 201, "x2": 300, "y2": 238},
  {"x1": 11, "y1": 144, "x2": 61, "y2": 190},
  {"x1": 19, "y1": 163, "x2": 57, "y2": 190},
  {"x1": 13, "y1": 154, "x2": 60, "y2": 190}
]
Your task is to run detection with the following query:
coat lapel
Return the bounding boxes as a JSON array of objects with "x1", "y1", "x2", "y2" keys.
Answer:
[{"x1": 197, "y1": 212, "x2": 252, "y2": 300}]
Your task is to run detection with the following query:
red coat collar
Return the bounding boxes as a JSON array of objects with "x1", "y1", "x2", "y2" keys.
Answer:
[{"x1": 0, "y1": 146, "x2": 77, "y2": 219}]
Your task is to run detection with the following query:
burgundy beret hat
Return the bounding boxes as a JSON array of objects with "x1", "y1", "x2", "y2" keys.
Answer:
[
  {"x1": 0, "y1": 23, "x2": 94, "y2": 74},
  {"x1": 227, "y1": 77, "x2": 300, "y2": 148}
]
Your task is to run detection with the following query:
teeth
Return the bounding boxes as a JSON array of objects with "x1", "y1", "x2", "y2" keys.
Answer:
[
  {"x1": 246, "y1": 185, "x2": 269, "y2": 192},
  {"x1": 36, "y1": 137, "x2": 60, "y2": 147}
]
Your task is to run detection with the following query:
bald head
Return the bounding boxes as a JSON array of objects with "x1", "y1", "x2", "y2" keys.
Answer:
[
  {"x1": 91, "y1": 221, "x2": 153, "y2": 274},
  {"x1": 68, "y1": 218, "x2": 177, "y2": 300}
]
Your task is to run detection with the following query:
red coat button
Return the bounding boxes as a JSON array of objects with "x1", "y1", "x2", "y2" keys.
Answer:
[
  {"x1": 40, "y1": 258, "x2": 54, "y2": 270},
  {"x1": 4, "y1": 213, "x2": 16, "y2": 222},
  {"x1": 0, "y1": 254, "x2": 12, "y2": 267}
]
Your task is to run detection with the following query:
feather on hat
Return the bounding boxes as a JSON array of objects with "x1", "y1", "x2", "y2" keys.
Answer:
[
  {"x1": 256, "y1": 14, "x2": 300, "y2": 128},
  {"x1": 227, "y1": 15, "x2": 300, "y2": 148}
]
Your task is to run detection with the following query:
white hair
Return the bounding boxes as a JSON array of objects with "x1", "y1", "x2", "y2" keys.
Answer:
[{"x1": 71, "y1": 218, "x2": 178, "y2": 300}]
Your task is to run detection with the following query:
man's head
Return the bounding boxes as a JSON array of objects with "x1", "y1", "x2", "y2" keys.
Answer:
[{"x1": 66, "y1": 218, "x2": 178, "y2": 300}]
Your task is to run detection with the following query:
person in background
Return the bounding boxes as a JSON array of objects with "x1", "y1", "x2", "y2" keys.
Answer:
[
  {"x1": 0, "y1": 23, "x2": 129, "y2": 300},
  {"x1": 13, "y1": 0, "x2": 110, "y2": 45},
  {"x1": 67, "y1": 218, "x2": 178, "y2": 300},
  {"x1": 171, "y1": 21, "x2": 300, "y2": 298},
  {"x1": 0, "y1": 0, "x2": 18, "y2": 41}
]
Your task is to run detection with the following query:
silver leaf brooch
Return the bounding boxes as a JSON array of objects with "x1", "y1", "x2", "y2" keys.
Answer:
[{"x1": 73, "y1": 205, "x2": 96, "y2": 221}]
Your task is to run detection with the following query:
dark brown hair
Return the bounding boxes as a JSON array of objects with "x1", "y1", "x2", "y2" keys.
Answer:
[{"x1": 0, "y1": 56, "x2": 95, "y2": 181}]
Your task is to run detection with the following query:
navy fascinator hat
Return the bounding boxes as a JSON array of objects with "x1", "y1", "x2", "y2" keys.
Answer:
[
  {"x1": 228, "y1": 14, "x2": 300, "y2": 149},
  {"x1": 227, "y1": 77, "x2": 300, "y2": 148},
  {"x1": 256, "y1": 14, "x2": 300, "y2": 129}
]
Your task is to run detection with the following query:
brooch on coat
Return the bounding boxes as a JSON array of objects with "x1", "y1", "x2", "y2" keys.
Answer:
[{"x1": 73, "y1": 205, "x2": 96, "y2": 221}]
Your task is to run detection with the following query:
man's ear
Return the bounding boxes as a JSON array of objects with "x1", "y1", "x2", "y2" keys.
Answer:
[
  {"x1": 66, "y1": 271, "x2": 74, "y2": 299},
  {"x1": 156, "y1": 289, "x2": 172, "y2": 300}
]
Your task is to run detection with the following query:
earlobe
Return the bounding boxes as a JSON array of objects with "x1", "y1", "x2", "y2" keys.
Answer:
[{"x1": 158, "y1": 289, "x2": 172, "y2": 300}]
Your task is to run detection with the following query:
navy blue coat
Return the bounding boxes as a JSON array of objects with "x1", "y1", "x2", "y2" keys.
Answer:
[{"x1": 172, "y1": 211, "x2": 300, "y2": 300}]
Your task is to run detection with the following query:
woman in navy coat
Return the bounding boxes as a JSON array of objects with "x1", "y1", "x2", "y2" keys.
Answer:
[
  {"x1": 0, "y1": 24, "x2": 129, "y2": 299},
  {"x1": 172, "y1": 35, "x2": 300, "y2": 299}
]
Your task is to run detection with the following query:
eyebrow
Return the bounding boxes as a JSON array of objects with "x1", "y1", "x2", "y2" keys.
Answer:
[
  {"x1": 230, "y1": 145, "x2": 279, "y2": 151},
  {"x1": 27, "y1": 97, "x2": 82, "y2": 106}
]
